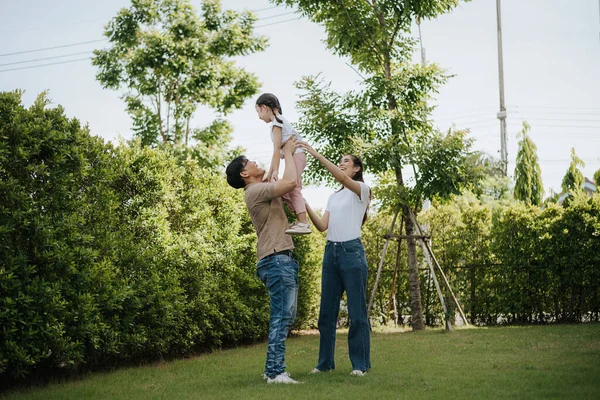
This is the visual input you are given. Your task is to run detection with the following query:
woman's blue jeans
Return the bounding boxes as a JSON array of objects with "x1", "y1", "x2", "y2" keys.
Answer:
[
  {"x1": 316, "y1": 238, "x2": 371, "y2": 372},
  {"x1": 257, "y1": 253, "x2": 299, "y2": 379}
]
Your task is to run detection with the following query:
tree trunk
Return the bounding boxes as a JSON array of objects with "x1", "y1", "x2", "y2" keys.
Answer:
[
  {"x1": 156, "y1": 80, "x2": 167, "y2": 144},
  {"x1": 425, "y1": 263, "x2": 433, "y2": 326},
  {"x1": 394, "y1": 166, "x2": 425, "y2": 330},
  {"x1": 185, "y1": 117, "x2": 190, "y2": 146},
  {"x1": 384, "y1": 44, "x2": 425, "y2": 329},
  {"x1": 470, "y1": 264, "x2": 477, "y2": 325},
  {"x1": 403, "y1": 204, "x2": 425, "y2": 330}
]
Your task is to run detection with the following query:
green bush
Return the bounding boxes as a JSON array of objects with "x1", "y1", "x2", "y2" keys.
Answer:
[
  {"x1": 289, "y1": 223, "x2": 325, "y2": 331},
  {"x1": 364, "y1": 188, "x2": 599, "y2": 327},
  {"x1": 0, "y1": 91, "x2": 320, "y2": 380},
  {"x1": 0, "y1": 90, "x2": 131, "y2": 377},
  {"x1": 414, "y1": 190, "x2": 600, "y2": 325},
  {"x1": 492, "y1": 192, "x2": 600, "y2": 323}
]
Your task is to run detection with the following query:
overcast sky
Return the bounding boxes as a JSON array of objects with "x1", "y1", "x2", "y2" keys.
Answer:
[{"x1": 1, "y1": 0, "x2": 599, "y2": 209}]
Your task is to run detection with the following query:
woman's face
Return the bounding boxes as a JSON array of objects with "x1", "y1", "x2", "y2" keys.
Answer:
[{"x1": 339, "y1": 155, "x2": 360, "y2": 178}]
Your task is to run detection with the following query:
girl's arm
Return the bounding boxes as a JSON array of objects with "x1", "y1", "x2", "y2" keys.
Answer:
[
  {"x1": 272, "y1": 138, "x2": 299, "y2": 198},
  {"x1": 267, "y1": 126, "x2": 283, "y2": 181},
  {"x1": 305, "y1": 199, "x2": 329, "y2": 232},
  {"x1": 298, "y1": 141, "x2": 362, "y2": 198}
]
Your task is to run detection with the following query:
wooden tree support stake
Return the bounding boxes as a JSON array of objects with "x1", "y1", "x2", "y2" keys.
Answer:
[{"x1": 368, "y1": 205, "x2": 469, "y2": 330}]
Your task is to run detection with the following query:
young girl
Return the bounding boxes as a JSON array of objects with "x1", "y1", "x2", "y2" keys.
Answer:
[{"x1": 255, "y1": 93, "x2": 311, "y2": 235}]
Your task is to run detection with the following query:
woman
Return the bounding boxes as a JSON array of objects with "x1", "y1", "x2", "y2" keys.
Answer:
[{"x1": 299, "y1": 141, "x2": 371, "y2": 376}]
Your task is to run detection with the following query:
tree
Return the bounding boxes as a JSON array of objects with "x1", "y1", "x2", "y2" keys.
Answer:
[
  {"x1": 274, "y1": 0, "x2": 473, "y2": 330},
  {"x1": 514, "y1": 122, "x2": 543, "y2": 205},
  {"x1": 467, "y1": 151, "x2": 512, "y2": 204},
  {"x1": 593, "y1": 168, "x2": 600, "y2": 187},
  {"x1": 561, "y1": 148, "x2": 585, "y2": 193},
  {"x1": 93, "y1": 0, "x2": 266, "y2": 148}
]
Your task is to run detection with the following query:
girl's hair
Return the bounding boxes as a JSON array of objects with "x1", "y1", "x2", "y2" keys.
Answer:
[
  {"x1": 339, "y1": 154, "x2": 371, "y2": 226},
  {"x1": 256, "y1": 93, "x2": 283, "y2": 124}
]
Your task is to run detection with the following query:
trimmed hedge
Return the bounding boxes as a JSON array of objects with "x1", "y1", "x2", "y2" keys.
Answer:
[
  {"x1": 364, "y1": 190, "x2": 600, "y2": 326},
  {"x1": 0, "y1": 91, "x2": 320, "y2": 379}
]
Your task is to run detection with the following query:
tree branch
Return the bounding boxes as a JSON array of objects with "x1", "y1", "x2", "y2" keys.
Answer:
[
  {"x1": 185, "y1": 117, "x2": 190, "y2": 146},
  {"x1": 345, "y1": 62, "x2": 367, "y2": 81},
  {"x1": 337, "y1": 0, "x2": 386, "y2": 70},
  {"x1": 166, "y1": 99, "x2": 171, "y2": 143},
  {"x1": 389, "y1": 6, "x2": 404, "y2": 51},
  {"x1": 155, "y1": 80, "x2": 167, "y2": 144}
]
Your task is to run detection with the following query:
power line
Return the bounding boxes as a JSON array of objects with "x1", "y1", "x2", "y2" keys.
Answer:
[
  {"x1": 0, "y1": 39, "x2": 107, "y2": 57},
  {"x1": 509, "y1": 110, "x2": 600, "y2": 117},
  {"x1": 255, "y1": 17, "x2": 301, "y2": 29},
  {"x1": 538, "y1": 159, "x2": 599, "y2": 164},
  {"x1": 528, "y1": 133, "x2": 600, "y2": 138},
  {"x1": 509, "y1": 116, "x2": 600, "y2": 123},
  {"x1": 252, "y1": 5, "x2": 281, "y2": 13},
  {"x1": 510, "y1": 109, "x2": 600, "y2": 122},
  {"x1": 0, "y1": 51, "x2": 93, "y2": 67},
  {"x1": 0, "y1": 57, "x2": 91, "y2": 73},
  {"x1": 459, "y1": 121, "x2": 501, "y2": 129},
  {"x1": 0, "y1": 6, "x2": 284, "y2": 36},
  {"x1": 473, "y1": 129, "x2": 600, "y2": 136},
  {"x1": 435, "y1": 120, "x2": 497, "y2": 128},
  {"x1": 0, "y1": 17, "x2": 300, "y2": 72},
  {"x1": 255, "y1": 11, "x2": 296, "y2": 21},
  {"x1": 509, "y1": 104, "x2": 600, "y2": 112},
  {"x1": 507, "y1": 123, "x2": 600, "y2": 129},
  {"x1": 1, "y1": 11, "x2": 300, "y2": 58},
  {"x1": 0, "y1": 18, "x2": 107, "y2": 35},
  {"x1": 434, "y1": 106, "x2": 497, "y2": 115},
  {"x1": 434, "y1": 107, "x2": 600, "y2": 125},
  {"x1": 434, "y1": 113, "x2": 497, "y2": 123},
  {"x1": 0, "y1": 15, "x2": 302, "y2": 72}
]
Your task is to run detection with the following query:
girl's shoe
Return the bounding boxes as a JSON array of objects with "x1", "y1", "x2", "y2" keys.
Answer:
[{"x1": 285, "y1": 221, "x2": 311, "y2": 235}]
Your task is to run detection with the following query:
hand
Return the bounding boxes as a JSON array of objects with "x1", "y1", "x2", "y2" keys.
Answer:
[
  {"x1": 265, "y1": 168, "x2": 278, "y2": 182},
  {"x1": 298, "y1": 141, "x2": 318, "y2": 157},
  {"x1": 282, "y1": 136, "x2": 299, "y2": 155}
]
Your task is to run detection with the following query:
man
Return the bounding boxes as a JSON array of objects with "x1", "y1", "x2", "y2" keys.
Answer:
[{"x1": 225, "y1": 137, "x2": 300, "y2": 384}]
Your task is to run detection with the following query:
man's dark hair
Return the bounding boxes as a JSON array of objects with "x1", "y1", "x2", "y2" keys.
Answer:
[{"x1": 226, "y1": 156, "x2": 247, "y2": 189}]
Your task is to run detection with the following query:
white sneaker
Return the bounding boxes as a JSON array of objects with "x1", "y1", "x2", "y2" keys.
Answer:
[
  {"x1": 350, "y1": 370, "x2": 366, "y2": 376},
  {"x1": 267, "y1": 372, "x2": 300, "y2": 384},
  {"x1": 285, "y1": 222, "x2": 311, "y2": 235},
  {"x1": 262, "y1": 373, "x2": 268, "y2": 380},
  {"x1": 310, "y1": 368, "x2": 321, "y2": 374}
]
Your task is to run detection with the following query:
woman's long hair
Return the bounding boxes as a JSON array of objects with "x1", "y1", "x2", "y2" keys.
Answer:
[{"x1": 339, "y1": 154, "x2": 371, "y2": 226}]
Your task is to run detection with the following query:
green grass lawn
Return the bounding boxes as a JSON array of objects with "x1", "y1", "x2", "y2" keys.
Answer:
[{"x1": 3, "y1": 324, "x2": 599, "y2": 399}]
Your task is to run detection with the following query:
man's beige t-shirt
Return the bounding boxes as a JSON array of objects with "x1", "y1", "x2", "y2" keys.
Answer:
[{"x1": 244, "y1": 182, "x2": 294, "y2": 261}]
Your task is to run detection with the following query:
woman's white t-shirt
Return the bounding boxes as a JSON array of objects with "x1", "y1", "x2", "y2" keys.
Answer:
[
  {"x1": 325, "y1": 181, "x2": 370, "y2": 242},
  {"x1": 270, "y1": 114, "x2": 304, "y2": 158}
]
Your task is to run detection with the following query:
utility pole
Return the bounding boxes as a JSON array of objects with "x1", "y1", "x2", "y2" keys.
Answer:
[
  {"x1": 496, "y1": 0, "x2": 508, "y2": 176},
  {"x1": 417, "y1": 18, "x2": 430, "y2": 212},
  {"x1": 417, "y1": 18, "x2": 426, "y2": 66}
]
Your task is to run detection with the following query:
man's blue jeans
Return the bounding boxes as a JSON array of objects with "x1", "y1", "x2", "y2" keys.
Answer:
[
  {"x1": 316, "y1": 238, "x2": 371, "y2": 372},
  {"x1": 257, "y1": 253, "x2": 299, "y2": 379}
]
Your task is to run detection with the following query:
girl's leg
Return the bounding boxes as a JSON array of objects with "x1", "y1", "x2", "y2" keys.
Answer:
[
  {"x1": 290, "y1": 153, "x2": 307, "y2": 223},
  {"x1": 296, "y1": 212, "x2": 308, "y2": 224}
]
